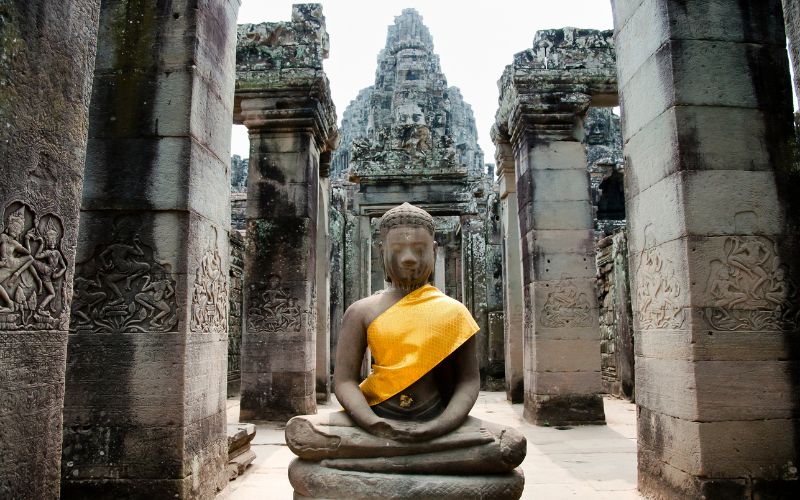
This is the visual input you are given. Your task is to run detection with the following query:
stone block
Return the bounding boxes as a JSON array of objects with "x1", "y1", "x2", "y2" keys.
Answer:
[
  {"x1": 523, "y1": 394, "x2": 605, "y2": 426},
  {"x1": 623, "y1": 106, "x2": 774, "y2": 199},
  {"x1": 532, "y1": 278, "x2": 598, "y2": 327},
  {"x1": 529, "y1": 141, "x2": 587, "y2": 170},
  {"x1": 524, "y1": 200, "x2": 593, "y2": 231},
  {"x1": 622, "y1": 39, "x2": 790, "y2": 140},
  {"x1": 638, "y1": 407, "x2": 799, "y2": 497},
  {"x1": 83, "y1": 137, "x2": 231, "y2": 225},
  {"x1": 530, "y1": 169, "x2": 590, "y2": 203},
  {"x1": 635, "y1": 356, "x2": 698, "y2": 420},
  {"x1": 529, "y1": 370, "x2": 602, "y2": 396},
  {"x1": 610, "y1": 0, "x2": 647, "y2": 33},
  {"x1": 613, "y1": 0, "x2": 668, "y2": 88},
  {"x1": 531, "y1": 339, "x2": 601, "y2": 373},
  {"x1": 681, "y1": 171, "x2": 781, "y2": 237}
]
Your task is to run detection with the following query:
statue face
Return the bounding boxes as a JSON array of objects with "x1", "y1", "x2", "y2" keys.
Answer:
[{"x1": 381, "y1": 225, "x2": 435, "y2": 292}]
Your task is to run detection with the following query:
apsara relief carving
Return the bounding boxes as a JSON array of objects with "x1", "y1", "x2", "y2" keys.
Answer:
[
  {"x1": 539, "y1": 283, "x2": 592, "y2": 328},
  {"x1": 0, "y1": 201, "x2": 69, "y2": 330},
  {"x1": 634, "y1": 245, "x2": 686, "y2": 330},
  {"x1": 70, "y1": 219, "x2": 178, "y2": 333},
  {"x1": 190, "y1": 247, "x2": 228, "y2": 335},
  {"x1": 702, "y1": 236, "x2": 798, "y2": 331},
  {"x1": 248, "y1": 274, "x2": 303, "y2": 334}
]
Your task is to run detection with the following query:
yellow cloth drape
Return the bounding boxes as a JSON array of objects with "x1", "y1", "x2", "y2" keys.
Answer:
[{"x1": 359, "y1": 284, "x2": 479, "y2": 406}]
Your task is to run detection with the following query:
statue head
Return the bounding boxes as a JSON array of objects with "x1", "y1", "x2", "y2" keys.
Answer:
[
  {"x1": 5, "y1": 206, "x2": 25, "y2": 238},
  {"x1": 378, "y1": 203, "x2": 436, "y2": 292}
]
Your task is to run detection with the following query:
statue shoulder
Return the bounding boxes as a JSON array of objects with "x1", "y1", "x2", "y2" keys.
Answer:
[{"x1": 343, "y1": 295, "x2": 382, "y2": 329}]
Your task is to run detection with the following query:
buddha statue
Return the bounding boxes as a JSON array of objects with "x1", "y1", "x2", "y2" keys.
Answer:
[{"x1": 285, "y1": 203, "x2": 526, "y2": 499}]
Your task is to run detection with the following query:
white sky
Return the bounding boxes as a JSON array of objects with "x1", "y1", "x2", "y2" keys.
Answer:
[{"x1": 231, "y1": 1, "x2": 615, "y2": 160}]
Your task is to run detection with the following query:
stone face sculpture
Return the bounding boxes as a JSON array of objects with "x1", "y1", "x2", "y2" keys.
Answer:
[{"x1": 285, "y1": 203, "x2": 526, "y2": 499}]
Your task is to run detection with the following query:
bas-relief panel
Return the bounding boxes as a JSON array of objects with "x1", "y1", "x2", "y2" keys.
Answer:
[
  {"x1": 634, "y1": 243, "x2": 686, "y2": 330},
  {"x1": 248, "y1": 274, "x2": 303, "y2": 334},
  {"x1": 70, "y1": 218, "x2": 178, "y2": 334},
  {"x1": 701, "y1": 236, "x2": 798, "y2": 332},
  {"x1": 0, "y1": 201, "x2": 69, "y2": 330},
  {"x1": 539, "y1": 283, "x2": 592, "y2": 328},
  {"x1": 634, "y1": 234, "x2": 798, "y2": 332},
  {"x1": 190, "y1": 246, "x2": 228, "y2": 335}
]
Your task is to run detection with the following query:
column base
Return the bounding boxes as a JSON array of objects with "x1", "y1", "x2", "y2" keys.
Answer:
[
  {"x1": 523, "y1": 394, "x2": 605, "y2": 426},
  {"x1": 639, "y1": 447, "x2": 800, "y2": 500}
]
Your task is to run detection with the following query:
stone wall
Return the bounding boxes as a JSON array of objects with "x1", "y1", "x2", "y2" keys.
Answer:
[
  {"x1": 595, "y1": 230, "x2": 634, "y2": 400},
  {"x1": 228, "y1": 230, "x2": 245, "y2": 397}
]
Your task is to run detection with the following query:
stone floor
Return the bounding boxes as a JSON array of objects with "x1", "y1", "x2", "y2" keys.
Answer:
[{"x1": 222, "y1": 392, "x2": 641, "y2": 500}]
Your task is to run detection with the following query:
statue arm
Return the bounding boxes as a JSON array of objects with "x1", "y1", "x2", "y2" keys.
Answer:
[{"x1": 333, "y1": 303, "x2": 382, "y2": 432}]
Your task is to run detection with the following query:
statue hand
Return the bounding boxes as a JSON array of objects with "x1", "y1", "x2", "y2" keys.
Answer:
[{"x1": 367, "y1": 419, "x2": 439, "y2": 443}]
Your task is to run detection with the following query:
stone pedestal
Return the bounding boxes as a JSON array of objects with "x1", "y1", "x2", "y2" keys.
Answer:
[
  {"x1": 494, "y1": 28, "x2": 616, "y2": 426},
  {"x1": 614, "y1": 0, "x2": 800, "y2": 497},
  {"x1": 0, "y1": 2, "x2": 100, "y2": 497},
  {"x1": 235, "y1": 5, "x2": 337, "y2": 421},
  {"x1": 61, "y1": 1, "x2": 239, "y2": 497}
]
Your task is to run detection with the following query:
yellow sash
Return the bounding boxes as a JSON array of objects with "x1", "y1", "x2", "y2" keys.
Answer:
[{"x1": 359, "y1": 284, "x2": 479, "y2": 406}]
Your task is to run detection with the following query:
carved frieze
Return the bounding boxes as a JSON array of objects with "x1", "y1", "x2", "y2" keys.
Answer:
[
  {"x1": 634, "y1": 245, "x2": 686, "y2": 330},
  {"x1": 0, "y1": 201, "x2": 69, "y2": 330},
  {"x1": 69, "y1": 218, "x2": 178, "y2": 333},
  {"x1": 248, "y1": 274, "x2": 303, "y2": 334},
  {"x1": 539, "y1": 283, "x2": 592, "y2": 328},
  {"x1": 190, "y1": 247, "x2": 228, "y2": 335},
  {"x1": 701, "y1": 236, "x2": 798, "y2": 331}
]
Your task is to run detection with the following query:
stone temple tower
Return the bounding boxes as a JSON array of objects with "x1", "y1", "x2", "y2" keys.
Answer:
[
  {"x1": 330, "y1": 9, "x2": 501, "y2": 387},
  {"x1": 331, "y1": 8, "x2": 484, "y2": 180}
]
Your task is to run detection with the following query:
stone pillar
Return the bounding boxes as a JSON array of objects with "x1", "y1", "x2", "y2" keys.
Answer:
[
  {"x1": 316, "y1": 178, "x2": 331, "y2": 403},
  {"x1": 0, "y1": 1, "x2": 100, "y2": 498},
  {"x1": 61, "y1": 1, "x2": 239, "y2": 497},
  {"x1": 461, "y1": 215, "x2": 489, "y2": 380},
  {"x1": 495, "y1": 134, "x2": 525, "y2": 403},
  {"x1": 328, "y1": 183, "x2": 347, "y2": 370},
  {"x1": 237, "y1": 5, "x2": 337, "y2": 421},
  {"x1": 615, "y1": 0, "x2": 800, "y2": 497},
  {"x1": 517, "y1": 134, "x2": 604, "y2": 425},
  {"x1": 434, "y1": 249, "x2": 446, "y2": 290},
  {"x1": 495, "y1": 28, "x2": 616, "y2": 425},
  {"x1": 783, "y1": 0, "x2": 800, "y2": 101}
]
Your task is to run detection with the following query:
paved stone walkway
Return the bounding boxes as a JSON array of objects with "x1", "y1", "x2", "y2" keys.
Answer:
[{"x1": 222, "y1": 392, "x2": 641, "y2": 499}]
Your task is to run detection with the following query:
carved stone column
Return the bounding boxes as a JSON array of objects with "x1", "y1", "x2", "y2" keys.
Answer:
[
  {"x1": 614, "y1": 1, "x2": 800, "y2": 497},
  {"x1": 494, "y1": 133, "x2": 525, "y2": 403},
  {"x1": 316, "y1": 177, "x2": 331, "y2": 403},
  {"x1": 495, "y1": 28, "x2": 617, "y2": 426},
  {"x1": 236, "y1": 5, "x2": 337, "y2": 421},
  {"x1": 0, "y1": 2, "x2": 100, "y2": 498},
  {"x1": 61, "y1": 1, "x2": 239, "y2": 497}
]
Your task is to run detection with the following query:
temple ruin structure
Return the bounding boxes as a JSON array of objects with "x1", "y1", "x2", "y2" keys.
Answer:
[
  {"x1": 2, "y1": 1, "x2": 800, "y2": 499},
  {"x1": 328, "y1": 9, "x2": 503, "y2": 388}
]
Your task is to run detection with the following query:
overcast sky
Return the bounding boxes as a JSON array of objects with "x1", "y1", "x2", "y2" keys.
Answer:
[{"x1": 231, "y1": 1, "x2": 615, "y2": 161}]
